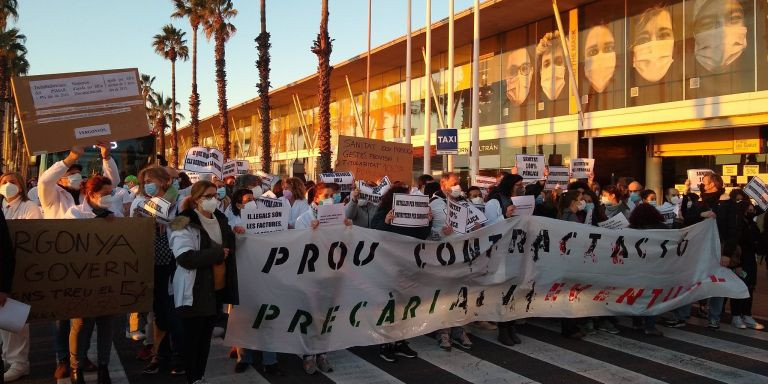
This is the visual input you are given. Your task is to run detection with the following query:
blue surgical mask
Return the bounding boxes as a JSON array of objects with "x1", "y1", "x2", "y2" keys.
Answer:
[
  {"x1": 649, "y1": 201, "x2": 657, "y2": 207},
  {"x1": 333, "y1": 193, "x2": 342, "y2": 204},
  {"x1": 630, "y1": 192, "x2": 641, "y2": 202},
  {"x1": 217, "y1": 187, "x2": 227, "y2": 200},
  {"x1": 144, "y1": 182, "x2": 158, "y2": 197},
  {"x1": 172, "y1": 179, "x2": 181, "y2": 190},
  {"x1": 585, "y1": 203, "x2": 595, "y2": 211}
]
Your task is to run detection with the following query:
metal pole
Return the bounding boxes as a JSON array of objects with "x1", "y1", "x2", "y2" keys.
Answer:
[
  {"x1": 344, "y1": 75, "x2": 364, "y2": 135},
  {"x1": 446, "y1": 0, "x2": 455, "y2": 172},
  {"x1": 423, "y1": 0, "x2": 432, "y2": 175},
  {"x1": 421, "y1": 47, "x2": 446, "y2": 130},
  {"x1": 552, "y1": 0, "x2": 584, "y2": 126},
  {"x1": 405, "y1": 0, "x2": 412, "y2": 144},
  {"x1": 364, "y1": 0, "x2": 372, "y2": 138},
  {"x1": 470, "y1": 0, "x2": 479, "y2": 182},
  {"x1": 588, "y1": 137, "x2": 593, "y2": 159}
]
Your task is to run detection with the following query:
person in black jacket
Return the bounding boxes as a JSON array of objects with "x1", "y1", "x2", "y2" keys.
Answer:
[
  {"x1": 0, "y1": 208, "x2": 14, "y2": 381},
  {"x1": 730, "y1": 200, "x2": 765, "y2": 330},
  {"x1": 683, "y1": 172, "x2": 739, "y2": 329},
  {"x1": 371, "y1": 184, "x2": 431, "y2": 362}
]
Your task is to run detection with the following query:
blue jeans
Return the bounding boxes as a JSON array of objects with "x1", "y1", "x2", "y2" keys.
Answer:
[
  {"x1": 672, "y1": 305, "x2": 691, "y2": 321},
  {"x1": 709, "y1": 297, "x2": 725, "y2": 324},
  {"x1": 237, "y1": 348, "x2": 277, "y2": 365},
  {"x1": 54, "y1": 320, "x2": 70, "y2": 363}
]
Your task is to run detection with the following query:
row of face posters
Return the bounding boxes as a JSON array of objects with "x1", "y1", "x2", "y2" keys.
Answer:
[{"x1": 477, "y1": 0, "x2": 768, "y2": 125}]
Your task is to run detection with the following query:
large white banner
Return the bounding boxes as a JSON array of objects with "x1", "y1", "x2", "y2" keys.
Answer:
[{"x1": 225, "y1": 217, "x2": 747, "y2": 354}]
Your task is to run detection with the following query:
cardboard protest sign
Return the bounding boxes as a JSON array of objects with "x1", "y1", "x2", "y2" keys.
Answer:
[
  {"x1": 570, "y1": 158, "x2": 595, "y2": 179},
  {"x1": 183, "y1": 147, "x2": 224, "y2": 178},
  {"x1": 320, "y1": 171, "x2": 354, "y2": 192},
  {"x1": 511, "y1": 195, "x2": 535, "y2": 216},
  {"x1": 12, "y1": 68, "x2": 148, "y2": 155},
  {"x1": 336, "y1": 135, "x2": 413, "y2": 184},
  {"x1": 545, "y1": 166, "x2": 570, "y2": 190},
  {"x1": 743, "y1": 176, "x2": 768, "y2": 210},
  {"x1": 8, "y1": 218, "x2": 154, "y2": 322},
  {"x1": 392, "y1": 193, "x2": 430, "y2": 227},
  {"x1": 687, "y1": 169, "x2": 713, "y2": 193},
  {"x1": 598, "y1": 213, "x2": 630, "y2": 229},
  {"x1": 516, "y1": 155, "x2": 546, "y2": 180},
  {"x1": 242, "y1": 197, "x2": 289, "y2": 234},
  {"x1": 317, "y1": 203, "x2": 346, "y2": 226},
  {"x1": 223, "y1": 160, "x2": 250, "y2": 178}
]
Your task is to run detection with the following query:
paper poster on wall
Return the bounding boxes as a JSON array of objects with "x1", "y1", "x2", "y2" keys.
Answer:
[
  {"x1": 722, "y1": 165, "x2": 738, "y2": 176},
  {"x1": 570, "y1": 158, "x2": 595, "y2": 179},
  {"x1": 743, "y1": 165, "x2": 760, "y2": 177},
  {"x1": 687, "y1": 169, "x2": 713, "y2": 192},
  {"x1": 579, "y1": 0, "x2": 626, "y2": 113},
  {"x1": 392, "y1": 193, "x2": 430, "y2": 227},
  {"x1": 515, "y1": 154, "x2": 546, "y2": 180}
]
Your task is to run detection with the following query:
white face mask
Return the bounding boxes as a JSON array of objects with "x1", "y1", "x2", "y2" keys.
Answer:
[
  {"x1": 600, "y1": 196, "x2": 613, "y2": 206},
  {"x1": 471, "y1": 197, "x2": 484, "y2": 205},
  {"x1": 576, "y1": 200, "x2": 587, "y2": 211},
  {"x1": 357, "y1": 198, "x2": 368, "y2": 207},
  {"x1": 633, "y1": 39, "x2": 675, "y2": 82},
  {"x1": 670, "y1": 196, "x2": 682, "y2": 205},
  {"x1": 0, "y1": 183, "x2": 19, "y2": 199},
  {"x1": 243, "y1": 200, "x2": 257, "y2": 211},
  {"x1": 695, "y1": 26, "x2": 747, "y2": 73},
  {"x1": 251, "y1": 186, "x2": 263, "y2": 197},
  {"x1": 67, "y1": 174, "x2": 83, "y2": 189},
  {"x1": 450, "y1": 185, "x2": 462, "y2": 198},
  {"x1": 506, "y1": 74, "x2": 531, "y2": 105},
  {"x1": 585, "y1": 52, "x2": 616, "y2": 93},
  {"x1": 96, "y1": 194, "x2": 114, "y2": 209},
  {"x1": 540, "y1": 64, "x2": 566, "y2": 100},
  {"x1": 200, "y1": 197, "x2": 219, "y2": 213}
]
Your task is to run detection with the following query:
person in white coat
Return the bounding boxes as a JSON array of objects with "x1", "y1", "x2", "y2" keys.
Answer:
[
  {"x1": 38, "y1": 143, "x2": 117, "y2": 380},
  {"x1": 0, "y1": 173, "x2": 41, "y2": 382},
  {"x1": 64, "y1": 175, "x2": 122, "y2": 384},
  {"x1": 282, "y1": 177, "x2": 310, "y2": 229}
]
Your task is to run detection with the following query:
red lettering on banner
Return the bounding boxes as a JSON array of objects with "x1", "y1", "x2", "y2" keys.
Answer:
[
  {"x1": 709, "y1": 275, "x2": 726, "y2": 283},
  {"x1": 592, "y1": 287, "x2": 615, "y2": 302},
  {"x1": 671, "y1": 285, "x2": 684, "y2": 299},
  {"x1": 616, "y1": 288, "x2": 645, "y2": 305},
  {"x1": 544, "y1": 283, "x2": 565, "y2": 301},
  {"x1": 568, "y1": 284, "x2": 592, "y2": 302},
  {"x1": 646, "y1": 288, "x2": 664, "y2": 309}
]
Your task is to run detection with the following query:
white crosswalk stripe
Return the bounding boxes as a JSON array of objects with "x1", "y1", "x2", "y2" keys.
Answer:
[
  {"x1": 319, "y1": 349, "x2": 406, "y2": 384},
  {"x1": 686, "y1": 316, "x2": 768, "y2": 341}
]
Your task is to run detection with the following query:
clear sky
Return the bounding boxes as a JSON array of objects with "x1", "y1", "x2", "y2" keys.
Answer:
[{"x1": 17, "y1": 0, "x2": 476, "y2": 125}]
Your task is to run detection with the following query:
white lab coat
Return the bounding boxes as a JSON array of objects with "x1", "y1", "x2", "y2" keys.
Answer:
[
  {"x1": 484, "y1": 199, "x2": 504, "y2": 225},
  {"x1": 64, "y1": 201, "x2": 124, "y2": 219},
  {"x1": 285, "y1": 198, "x2": 310, "y2": 229},
  {"x1": 38, "y1": 158, "x2": 119, "y2": 219},
  {"x1": 2, "y1": 198, "x2": 42, "y2": 220},
  {"x1": 169, "y1": 221, "x2": 201, "y2": 308},
  {"x1": 295, "y1": 207, "x2": 315, "y2": 230}
]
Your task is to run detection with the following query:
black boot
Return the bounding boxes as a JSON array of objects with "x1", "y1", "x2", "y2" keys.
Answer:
[
  {"x1": 497, "y1": 322, "x2": 515, "y2": 346},
  {"x1": 508, "y1": 324, "x2": 522, "y2": 344},
  {"x1": 97, "y1": 364, "x2": 112, "y2": 384},
  {"x1": 70, "y1": 368, "x2": 86, "y2": 384}
]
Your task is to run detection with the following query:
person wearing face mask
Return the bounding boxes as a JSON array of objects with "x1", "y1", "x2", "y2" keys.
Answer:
[
  {"x1": 584, "y1": 25, "x2": 617, "y2": 95},
  {"x1": 600, "y1": 185, "x2": 630, "y2": 219},
  {"x1": 169, "y1": 181, "x2": 238, "y2": 384},
  {"x1": 626, "y1": 181, "x2": 644, "y2": 211},
  {"x1": 279, "y1": 177, "x2": 309, "y2": 229},
  {"x1": 413, "y1": 174, "x2": 434, "y2": 195},
  {"x1": 632, "y1": 6, "x2": 676, "y2": 84},
  {"x1": 658, "y1": 187, "x2": 684, "y2": 228},
  {"x1": 503, "y1": 46, "x2": 535, "y2": 123},
  {"x1": 628, "y1": 204, "x2": 669, "y2": 336},
  {"x1": 0, "y1": 173, "x2": 41, "y2": 382},
  {"x1": 537, "y1": 31, "x2": 568, "y2": 116},
  {"x1": 38, "y1": 144, "x2": 118, "y2": 380},
  {"x1": 692, "y1": 0, "x2": 748, "y2": 75},
  {"x1": 467, "y1": 186, "x2": 485, "y2": 211},
  {"x1": 130, "y1": 166, "x2": 186, "y2": 376},
  {"x1": 729, "y1": 199, "x2": 765, "y2": 330},
  {"x1": 63, "y1": 176, "x2": 122, "y2": 384},
  {"x1": 579, "y1": 189, "x2": 605, "y2": 227},
  {"x1": 556, "y1": 190, "x2": 589, "y2": 339},
  {"x1": 345, "y1": 182, "x2": 379, "y2": 228},
  {"x1": 484, "y1": 174, "x2": 523, "y2": 226},
  {"x1": 214, "y1": 180, "x2": 232, "y2": 213},
  {"x1": 639, "y1": 189, "x2": 657, "y2": 206}
]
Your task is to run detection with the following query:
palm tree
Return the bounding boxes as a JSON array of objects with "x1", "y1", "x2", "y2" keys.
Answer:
[
  {"x1": 7, "y1": 51, "x2": 27, "y2": 172},
  {"x1": 148, "y1": 92, "x2": 184, "y2": 163},
  {"x1": 312, "y1": 0, "x2": 332, "y2": 174},
  {"x1": 0, "y1": 0, "x2": 17, "y2": 31},
  {"x1": 172, "y1": 0, "x2": 206, "y2": 146},
  {"x1": 0, "y1": 28, "x2": 25, "y2": 170},
  {"x1": 153, "y1": 24, "x2": 189, "y2": 168},
  {"x1": 256, "y1": 0, "x2": 271, "y2": 172},
  {"x1": 139, "y1": 73, "x2": 156, "y2": 105},
  {"x1": 202, "y1": 0, "x2": 237, "y2": 160}
]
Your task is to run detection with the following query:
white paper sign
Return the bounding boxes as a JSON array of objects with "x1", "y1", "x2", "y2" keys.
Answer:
[
  {"x1": 317, "y1": 203, "x2": 346, "y2": 226},
  {"x1": 465, "y1": 201, "x2": 488, "y2": 231},
  {"x1": 183, "y1": 146, "x2": 225, "y2": 178},
  {"x1": 256, "y1": 171, "x2": 279, "y2": 190},
  {"x1": 570, "y1": 158, "x2": 595, "y2": 179},
  {"x1": 446, "y1": 199, "x2": 469, "y2": 234},
  {"x1": 242, "y1": 197, "x2": 289, "y2": 234},
  {"x1": 511, "y1": 195, "x2": 535, "y2": 216},
  {"x1": 658, "y1": 204, "x2": 677, "y2": 227},
  {"x1": 743, "y1": 176, "x2": 768, "y2": 210},
  {"x1": 357, "y1": 176, "x2": 391, "y2": 205},
  {"x1": 545, "y1": 166, "x2": 570, "y2": 190},
  {"x1": 516, "y1": 155, "x2": 546, "y2": 180},
  {"x1": 598, "y1": 213, "x2": 630, "y2": 230},
  {"x1": 0, "y1": 299, "x2": 30, "y2": 333},
  {"x1": 687, "y1": 169, "x2": 713, "y2": 193},
  {"x1": 30, "y1": 71, "x2": 139, "y2": 109},
  {"x1": 473, "y1": 176, "x2": 497, "y2": 189},
  {"x1": 321, "y1": 171, "x2": 355, "y2": 192},
  {"x1": 223, "y1": 160, "x2": 250, "y2": 178},
  {"x1": 138, "y1": 197, "x2": 172, "y2": 221},
  {"x1": 392, "y1": 193, "x2": 430, "y2": 227}
]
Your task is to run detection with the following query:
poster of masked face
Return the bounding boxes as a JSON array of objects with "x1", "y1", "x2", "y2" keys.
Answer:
[
  {"x1": 628, "y1": 0, "x2": 683, "y2": 106},
  {"x1": 536, "y1": 15, "x2": 571, "y2": 118},
  {"x1": 579, "y1": 0, "x2": 625, "y2": 112},
  {"x1": 758, "y1": 0, "x2": 768, "y2": 90},
  {"x1": 686, "y1": 0, "x2": 754, "y2": 99},
  {"x1": 502, "y1": 25, "x2": 536, "y2": 123}
]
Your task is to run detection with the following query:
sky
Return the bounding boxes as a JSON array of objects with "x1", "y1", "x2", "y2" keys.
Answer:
[{"x1": 17, "y1": 0, "x2": 477, "y2": 125}]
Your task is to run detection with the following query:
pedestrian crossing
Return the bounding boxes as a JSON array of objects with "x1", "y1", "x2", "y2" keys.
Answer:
[{"x1": 21, "y1": 316, "x2": 768, "y2": 384}]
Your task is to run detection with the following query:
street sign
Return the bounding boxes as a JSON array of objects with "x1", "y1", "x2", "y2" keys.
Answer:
[{"x1": 436, "y1": 128, "x2": 458, "y2": 155}]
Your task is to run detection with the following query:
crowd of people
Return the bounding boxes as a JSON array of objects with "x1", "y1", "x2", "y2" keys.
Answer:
[{"x1": 0, "y1": 145, "x2": 765, "y2": 384}]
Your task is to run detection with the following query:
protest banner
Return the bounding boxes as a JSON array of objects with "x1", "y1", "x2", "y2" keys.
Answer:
[
  {"x1": 12, "y1": 68, "x2": 148, "y2": 154},
  {"x1": 317, "y1": 203, "x2": 346, "y2": 226},
  {"x1": 8, "y1": 218, "x2": 154, "y2": 322},
  {"x1": 570, "y1": 158, "x2": 595, "y2": 179},
  {"x1": 135, "y1": 197, "x2": 173, "y2": 222},
  {"x1": 599, "y1": 213, "x2": 630, "y2": 229},
  {"x1": 320, "y1": 171, "x2": 355, "y2": 192},
  {"x1": 242, "y1": 197, "x2": 289, "y2": 234},
  {"x1": 516, "y1": 155, "x2": 546, "y2": 180},
  {"x1": 183, "y1": 146, "x2": 224, "y2": 178},
  {"x1": 392, "y1": 193, "x2": 430, "y2": 227},
  {"x1": 722, "y1": 165, "x2": 738, "y2": 176},
  {"x1": 511, "y1": 195, "x2": 535, "y2": 216},
  {"x1": 743, "y1": 176, "x2": 768, "y2": 210},
  {"x1": 446, "y1": 199, "x2": 469, "y2": 234},
  {"x1": 687, "y1": 169, "x2": 712, "y2": 192},
  {"x1": 336, "y1": 135, "x2": 413, "y2": 184},
  {"x1": 223, "y1": 160, "x2": 250, "y2": 178},
  {"x1": 225, "y1": 217, "x2": 747, "y2": 354},
  {"x1": 545, "y1": 166, "x2": 570, "y2": 190}
]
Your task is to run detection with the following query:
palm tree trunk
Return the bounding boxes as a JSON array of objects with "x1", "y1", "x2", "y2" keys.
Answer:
[
  {"x1": 215, "y1": 27, "x2": 230, "y2": 160},
  {"x1": 0, "y1": 58, "x2": 8, "y2": 171},
  {"x1": 155, "y1": 117, "x2": 166, "y2": 162},
  {"x1": 171, "y1": 59, "x2": 179, "y2": 168},
  {"x1": 190, "y1": 25, "x2": 201, "y2": 146},
  {"x1": 312, "y1": 0, "x2": 333, "y2": 175},
  {"x1": 257, "y1": 0, "x2": 271, "y2": 173}
]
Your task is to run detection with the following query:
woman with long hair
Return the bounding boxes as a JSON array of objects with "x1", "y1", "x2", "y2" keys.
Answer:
[{"x1": 282, "y1": 177, "x2": 310, "y2": 229}]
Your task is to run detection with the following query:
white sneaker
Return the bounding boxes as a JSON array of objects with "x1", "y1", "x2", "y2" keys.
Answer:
[
  {"x1": 125, "y1": 330, "x2": 146, "y2": 341},
  {"x1": 731, "y1": 316, "x2": 747, "y2": 329},
  {"x1": 3, "y1": 365, "x2": 30, "y2": 382},
  {"x1": 742, "y1": 316, "x2": 765, "y2": 330}
]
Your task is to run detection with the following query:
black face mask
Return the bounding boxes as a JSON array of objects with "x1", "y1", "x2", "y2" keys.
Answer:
[{"x1": 698, "y1": 184, "x2": 706, "y2": 192}]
